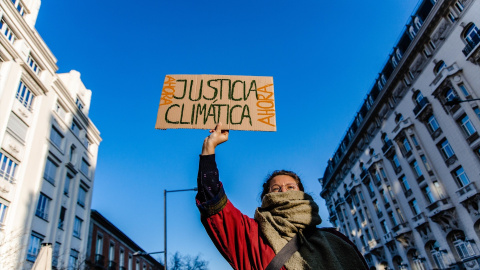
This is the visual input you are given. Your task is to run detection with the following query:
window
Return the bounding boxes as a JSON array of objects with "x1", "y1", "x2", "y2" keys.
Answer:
[
  {"x1": 445, "y1": 88, "x2": 456, "y2": 102},
  {"x1": 43, "y1": 158, "x2": 58, "y2": 184},
  {"x1": 476, "y1": 108, "x2": 480, "y2": 120},
  {"x1": 411, "y1": 135, "x2": 419, "y2": 147},
  {"x1": 109, "y1": 242, "x2": 115, "y2": 262},
  {"x1": 69, "y1": 145, "x2": 76, "y2": 163},
  {"x1": 455, "y1": 1, "x2": 464, "y2": 13},
  {"x1": 128, "y1": 254, "x2": 133, "y2": 270},
  {"x1": 402, "y1": 138, "x2": 411, "y2": 153},
  {"x1": 427, "y1": 114, "x2": 440, "y2": 133},
  {"x1": 392, "y1": 155, "x2": 401, "y2": 169},
  {"x1": 382, "y1": 189, "x2": 389, "y2": 205},
  {"x1": 389, "y1": 211, "x2": 398, "y2": 227},
  {"x1": 50, "y1": 126, "x2": 63, "y2": 148},
  {"x1": 53, "y1": 242, "x2": 61, "y2": 268},
  {"x1": 58, "y1": 207, "x2": 66, "y2": 229},
  {"x1": 448, "y1": 12, "x2": 456, "y2": 23},
  {"x1": 75, "y1": 98, "x2": 84, "y2": 111},
  {"x1": 77, "y1": 186, "x2": 87, "y2": 207},
  {"x1": 64, "y1": 174, "x2": 73, "y2": 195},
  {"x1": 423, "y1": 186, "x2": 435, "y2": 204},
  {"x1": 434, "y1": 181, "x2": 446, "y2": 199},
  {"x1": 120, "y1": 249, "x2": 125, "y2": 267},
  {"x1": 27, "y1": 54, "x2": 41, "y2": 74},
  {"x1": 10, "y1": 0, "x2": 25, "y2": 16},
  {"x1": 453, "y1": 166, "x2": 470, "y2": 187},
  {"x1": 400, "y1": 175, "x2": 411, "y2": 192},
  {"x1": 35, "y1": 193, "x2": 50, "y2": 220},
  {"x1": 0, "y1": 152, "x2": 18, "y2": 183},
  {"x1": 55, "y1": 102, "x2": 67, "y2": 119},
  {"x1": 0, "y1": 201, "x2": 8, "y2": 226},
  {"x1": 16, "y1": 81, "x2": 35, "y2": 111},
  {"x1": 453, "y1": 233, "x2": 475, "y2": 259},
  {"x1": 80, "y1": 158, "x2": 90, "y2": 176},
  {"x1": 439, "y1": 139, "x2": 455, "y2": 159},
  {"x1": 409, "y1": 199, "x2": 421, "y2": 215},
  {"x1": 411, "y1": 161, "x2": 423, "y2": 178},
  {"x1": 73, "y1": 217, "x2": 83, "y2": 238},
  {"x1": 381, "y1": 220, "x2": 389, "y2": 234},
  {"x1": 459, "y1": 115, "x2": 476, "y2": 137},
  {"x1": 415, "y1": 92, "x2": 424, "y2": 105},
  {"x1": 373, "y1": 200, "x2": 381, "y2": 216},
  {"x1": 69, "y1": 249, "x2": 79, "y2": 269},
  {"x1": 391, "y1": 55, "x2": 398, "y2": 67},
  {"x1": 434, "y1": 61, "x2": 446, "y2": 75},
  {"x1": 458, "y1": 84, "x2": 470, "y2": 97},
  {"x1": 0, "y1": 19, "x2": 17, "y2": 44},
  {"x1": 414, "y1": 17, "x2": 422, "y2": 30},
  {"x1": 7, "y1": 112, "x2": 28, "y2": 141},
  {"x1": 420, "y1": 155, "x2": 431, "y2": 172},
  {"x1": 463, "y1": 24, "x2": 480, "y2": 48},
  {"x1": 27, "y1": 232, "x2": 43, "y2": 261},
  {"x1": 71, "y1": 119, "x2": 81, "y2": 137},
  {"x1": 96, "y1": 234, "x2": 103, "y2": 255},
  {"x1": 396, "y1": 208, "x2": 405, "y2": 223}
]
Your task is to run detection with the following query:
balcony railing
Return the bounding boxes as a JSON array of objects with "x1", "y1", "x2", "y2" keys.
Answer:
[
  {"x1": 383, "y1": 232, "x2": 394, "y2": 243},
  {"x1": 94, "y1": 254, "x2": 105, "y2": 267},
  {"x1": 463, "y1": 32, "x2": 480, "y2": 56},
  {"x1": 108, "y1": 260, "x2": 117, "y2": 270},
  {"x1": 412, "y1": 212, "x2": 427, "y2": 228},
  {"x1": 413, "y1": 97, "x2": 430, "y2": 116},
  {"x1": 427, "y1": 198, "x2": 453, "y2": 217},
  {"x1": 456, "y1": 182, "x2": 479, "y2": 203},
  {"x1": 382, "y1": 140, "x2": 394, "y2": 155}
]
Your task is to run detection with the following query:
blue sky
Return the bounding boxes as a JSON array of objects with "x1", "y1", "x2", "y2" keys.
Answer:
[{"x1": 36, "y1": 1, "x2": 419, "y2": 269}]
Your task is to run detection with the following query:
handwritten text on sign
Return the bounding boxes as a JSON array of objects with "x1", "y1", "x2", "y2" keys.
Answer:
[{"x1": 155, "y1": 75, "x2": 276, "y2": 131}]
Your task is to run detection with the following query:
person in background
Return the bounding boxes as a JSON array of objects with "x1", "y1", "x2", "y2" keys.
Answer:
[{"x1": 196, "y1": 123, "x2": 368, "y2": 270}]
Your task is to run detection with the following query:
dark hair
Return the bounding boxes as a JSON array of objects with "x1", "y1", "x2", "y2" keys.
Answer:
[{"x1": 260, "y1": 170, "x2": 304, "y2": 200}]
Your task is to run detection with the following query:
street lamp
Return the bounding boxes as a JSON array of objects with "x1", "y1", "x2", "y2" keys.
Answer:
[
  {"x1": 133, "y1": 251, "x2": 165, "y2": 256},
  {"x1": 445, "y1": 97, "x2": 480, "y2": 106},
  {"x1": 164, "y1": 187, "x2": 197, "y2": 270}
]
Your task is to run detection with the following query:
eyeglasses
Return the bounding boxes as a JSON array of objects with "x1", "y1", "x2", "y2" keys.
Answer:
[{"x1": 269, "y1": 183, "x2": 298, "y2": 193}]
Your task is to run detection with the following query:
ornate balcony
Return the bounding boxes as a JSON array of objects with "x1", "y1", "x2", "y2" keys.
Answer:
[
  {"x1": 382, "y1": 140, "x2": 394, "y2": 155},
  {"x1": 456, "y1": 182, "x2": 480, "y2": 204},
  {"x1": 413, "y1": 97, "x2": 430, "y2": 117},
  {"x1": 412, "y1": 212, "x2": 427, "y2": 228},
  {"x1": 427, "y1": 197, "x2": 454, "y2": 217}
]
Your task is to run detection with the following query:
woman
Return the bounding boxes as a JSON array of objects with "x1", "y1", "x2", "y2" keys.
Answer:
[{"x1": 196, "y1": 123, "x2": 368, "y2": 270}]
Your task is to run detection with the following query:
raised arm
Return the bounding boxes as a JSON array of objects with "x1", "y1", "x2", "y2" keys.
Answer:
[{"x1": 201, "y1": 122, "x2": 229, "y2": 155}]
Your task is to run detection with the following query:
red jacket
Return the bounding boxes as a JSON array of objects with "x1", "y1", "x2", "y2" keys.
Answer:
[{"x1": 201, "y1": 199, "x2": 286, "y2": 270}]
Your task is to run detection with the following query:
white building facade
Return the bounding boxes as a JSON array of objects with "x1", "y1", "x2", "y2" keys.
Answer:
[
  {"x1": 0, "y1": 0, "x2": 101, "y2": 269},
  {"x1": 321, "y1": 0, "x2": 480, "y2": 269}
]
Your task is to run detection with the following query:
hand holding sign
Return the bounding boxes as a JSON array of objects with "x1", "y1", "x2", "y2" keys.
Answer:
[{"x1": 202, "y1": 123, "x2": 229, "y2": 155}]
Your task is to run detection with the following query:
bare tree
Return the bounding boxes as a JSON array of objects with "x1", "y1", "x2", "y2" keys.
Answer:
[
  {"x1": 170, "y1": 252, "x2": 208, "y2": 270},
  {"x1": 0, "y1": 228, "x2": 28, "y2": 269}
]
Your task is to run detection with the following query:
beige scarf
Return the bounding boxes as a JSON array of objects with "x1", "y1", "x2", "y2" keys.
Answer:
[{"x1": 254, "y1": 191, "x2": 366, "y2": 270}]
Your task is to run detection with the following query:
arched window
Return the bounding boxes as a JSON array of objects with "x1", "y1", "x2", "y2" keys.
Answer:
[
  {"x1": 428, "y1": 241, "x2": 450, "y2": 269},
  {"x1": 414, "y1": 91, "x2": 424, "y2": 105},
  {"x1": 463, "y1": 23, "x2": 480, "y2": 47},
  {"x1": 391, "y1": 55, "x2": 398, "y2": 67},
  {"x1": 409, "y1": 25, "x2": 417, "y2": 38},
  {"x1": 444, "y1": 88, "x2": 456, "y2": 102},
  {"x1": 434, "y1": 61, "x2": 447, "y2": 75},
  {"x1": 414, "y1": 17, "x2": 423, "y2": 30},
  {"x1": 396, "y1": 48, "x2": 403, "y2": 61}
]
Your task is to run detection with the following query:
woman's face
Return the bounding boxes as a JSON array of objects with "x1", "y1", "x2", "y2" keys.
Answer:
[{"x1": 268, "y1": 175, "x2": 300, "y2": 193}]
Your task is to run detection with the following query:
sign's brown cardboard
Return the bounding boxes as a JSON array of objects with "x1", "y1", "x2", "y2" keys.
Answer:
[{"x1": 155, "y1": 75, "x2": 276, "y2": 131}]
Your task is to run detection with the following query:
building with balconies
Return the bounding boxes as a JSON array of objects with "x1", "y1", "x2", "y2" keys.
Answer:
[
  {"x1": 87, "y1": 210, "x2": 164, "y2": 270},
  {"x1": 0, "y1": 0, "x2": 101, "y2": 269},
  {"x1": 320, "y1": 0, "x2": 480, "y2": 269}
]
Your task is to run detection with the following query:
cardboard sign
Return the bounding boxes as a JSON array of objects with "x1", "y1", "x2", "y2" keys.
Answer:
[{"x1": 155, "y1": 75, "x2": 276, "y2": 131}]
